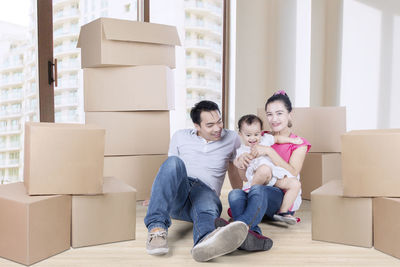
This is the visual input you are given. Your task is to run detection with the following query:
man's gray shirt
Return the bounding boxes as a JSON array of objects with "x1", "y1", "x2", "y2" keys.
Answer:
[{"x1": 168, "y1": 129, "x2": 241, "y2": 196}]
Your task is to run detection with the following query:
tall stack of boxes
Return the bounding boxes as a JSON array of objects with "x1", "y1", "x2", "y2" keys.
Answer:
[
  {"x1": 257, "y1": 106, "x2": 345, "y2": 199},
  {"x1": 78, "y1": 17, "x2": 180, "y2": 201}
]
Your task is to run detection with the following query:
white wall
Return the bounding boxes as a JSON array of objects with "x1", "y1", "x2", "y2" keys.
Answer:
[
  {"x1": 234, "y1": 0, "x2": 272, "y2": 125},
  {"x1": 340, "y1": 0, "x2": 400, "y2": 130},
  {"x1": 234, "y1": 0, "x2": 400, "y2": 131}
]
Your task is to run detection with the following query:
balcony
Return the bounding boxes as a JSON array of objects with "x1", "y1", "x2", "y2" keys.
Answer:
[
  {"x1": 186, "y1": 59, "x2": 222, "y2": 74},
  {"x1": 0, "y1": 78, "x2": 24, "y2": 88},
  {"x1": 55, "y1": 97, "x2": 78, "y2": 108},
  {"x1": 53, "y1": 9, "x2": 80, "y2": 21},
  {"x1": 185, "y1": 19, "x2": 222, "y2": 37},
  {"x1": 0, "y1": 92, "x2": 23, "y2": 103},
  {"x1": 184, "y1": 0, "x2": 223, "y2": 18},
  {"x1": 0, "y1": 61, "x2": 24, "y2": 71},
  {"x1": 57, "y1": 61, "x2": 80, "y2": 71},
  {"x1": 53, "y1": 0, "x2": 79, "y2": 5},
  {"x1": 0, "y1": 109, "x2": 22, "y2": 119},
  {"x1": 185, "y1": 39, "x2": 222, "y2": 55},
  {"x1": 186, "y1": 77, "x2": 221, "y2": 92},
  {"x1": 54, "y1": 27, "x2": 80, "y2": 39},
  {"x1": 54, "y1": 45, "x2": 79, "y2": 55},
  {"x1": 56, "y1": 79, "x2": 79, "y2": 89}
]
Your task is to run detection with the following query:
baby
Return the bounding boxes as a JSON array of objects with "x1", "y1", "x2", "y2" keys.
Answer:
[{"x1": 233, "y1": 114, "x2": 302, "y2": 224}]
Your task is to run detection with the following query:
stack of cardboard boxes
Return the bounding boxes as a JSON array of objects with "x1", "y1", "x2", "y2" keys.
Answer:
[
  {"x1": 257, "y1": 107, "x2": 345, "y2": 199},
  {"x1": 340, "y1": 129, "x2": 400, "y2": 258},
  {"x1": 78, "y1": 17, "x2": 180, "y2": 201},
  {"x1": 0, "y1": 122, "x2": 137, "y2": 265},
  {"x1": 310, "y1": 118, "x2": 400, "y2": 257}
]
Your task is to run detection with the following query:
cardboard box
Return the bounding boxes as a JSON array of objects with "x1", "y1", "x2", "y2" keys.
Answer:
[
  {"x1": 104, "y1": 155, "x2": 167, "y2": 200},
  {"x1": 0, "y1": 182, "x2": 71, "y2": 265},
  {"x1": 85, "y1": 111, "x2": 170, "y2": 156},
  {"x1": 77, "y1": 18, "x2": 181, "y2": 68},
  {"x1": 24, "y1": 122, "x2": 105, "y2": 195},
  {"x1": 342, "y1": 129, "x2": 400, "y2": 197},
  {"x1": 84, "y1": 66, "x2": 175, "y2": 112},
  {"x1": 374, "y1": 197, "x2": 400, "y2": 259},
  {"x1": 300, "y1": 152, "x2": 341, "y2": 200},
  {"x1": 257, "y1": 106, "x2": 346, "y2": 152},
  {"x1": 71, "y1": 177, "x2": 136, "y2": 248},
  {"x1": 311, "y1": 180, "x2": 373, "y2": 248}
]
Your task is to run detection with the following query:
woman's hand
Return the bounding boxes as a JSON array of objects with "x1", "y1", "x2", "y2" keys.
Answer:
[
  {"x1": 250, "y1": 145, "x2": 270, "y2": 158},
  {"x1": 234, "y1": 153, "x2": 254, "y2": 169}
]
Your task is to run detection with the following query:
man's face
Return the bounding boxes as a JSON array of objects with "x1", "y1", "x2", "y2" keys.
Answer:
[{"x1": 194, "y1": 110, "x2": 223, "y2": 142}]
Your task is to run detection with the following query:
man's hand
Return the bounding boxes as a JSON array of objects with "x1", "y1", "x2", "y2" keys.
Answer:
[
  {"x1": 234, "y1": 153, "x2": 254, "y2": 169},
  {"x1": 250, "y1": 145, "x2": 269, "y2": 158}
]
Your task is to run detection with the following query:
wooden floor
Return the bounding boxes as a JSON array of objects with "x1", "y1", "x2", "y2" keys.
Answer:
[{"x1": 1, "y1": 181, "x2": 400, "y2": 267}]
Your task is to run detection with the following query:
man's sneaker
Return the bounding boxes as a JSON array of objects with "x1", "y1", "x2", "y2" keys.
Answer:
[
  {"x1": 191, "y1": 221, "x2": 248, "y2": 262},
  {"x1": 146, "y1": 229, "x2": 169, "y2": 255},
  {"x1": 215, "y1": 217, "x2": 273, "y2": 252}
]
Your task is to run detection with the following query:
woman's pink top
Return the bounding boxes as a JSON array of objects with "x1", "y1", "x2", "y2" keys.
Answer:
[{"x1": 262, "y1": 131, "x2": 311, "y2": 163}]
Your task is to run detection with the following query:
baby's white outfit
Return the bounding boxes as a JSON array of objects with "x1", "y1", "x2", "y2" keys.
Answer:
[{"x1": 236, "y1": 134, "x2": 294, "y2": 192}]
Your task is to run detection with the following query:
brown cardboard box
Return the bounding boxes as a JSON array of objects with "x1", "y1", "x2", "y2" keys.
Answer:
[
  {"x1": 300, "y1": 152, "x2": 341, "y2": 200},
  {"x1": 311, "y1": 180, "x2": 373, "y2": 248},
  {"x1": 342, "y1": 129, "x2": 400, "y2": 197},
  {"x1": 71, "y1": 177, "x2": 136, "y2": 248},
  {"x1": 0, "y1": 183, "x2": 71, "y2": 266},
  {"x1": 374, "y1": 197, "x2": 400, "y2": 259},
  {"x1": 77, "y1": 18, "x2": 181, "y2": 68},
  {"x1": 104, "y1": 155, "x2": 167, "y2": 200},
  {"x1": 85, "y1": 111, "x2": 170, "y2": 156},
  {"x1": 257, "y1": 106, "x2": 346, "y2": 152},
  {"x1": 84, "y1": 66, "x2": 175, "y2": 111},
  {"x1": 24, "y1": 122, "x2": 105, "y2": 195}
]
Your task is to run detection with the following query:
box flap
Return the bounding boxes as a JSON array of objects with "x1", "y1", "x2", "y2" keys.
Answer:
[
  {"x1": 311, "y1": 180, "x2": 343, "y2": 196},
  {"x1": 77, "y1": 18, "x2": 102, "y2": 48},
  {"x1": 101, "y1": 18, "x2": 181, "y2": 46},
  {"x1": 0, "y1": 183, "x2": 57, "y2": 204}
]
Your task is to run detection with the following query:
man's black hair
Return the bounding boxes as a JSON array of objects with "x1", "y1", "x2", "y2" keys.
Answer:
[{"x1": 190, "y1": 100, "x2": 220, "y2": 125}]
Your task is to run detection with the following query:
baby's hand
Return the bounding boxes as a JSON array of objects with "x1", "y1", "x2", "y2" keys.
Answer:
[{"x1": 291, "y1": 137, "x2": 303, "y2": 145}]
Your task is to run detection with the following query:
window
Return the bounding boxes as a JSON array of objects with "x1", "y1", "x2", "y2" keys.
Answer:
[
  {"x1": 9, "y1": 168, "x2": 19, "y2": 178},
  {"x1": 0, "y1": 137, "x2": 6, "y2": 148},
  {"x1": 10, "y1": 135, "x2": 19, "y2": 147}
]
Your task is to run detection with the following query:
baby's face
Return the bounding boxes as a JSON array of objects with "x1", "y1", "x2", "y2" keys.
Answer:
[{"x1": 239, "y1": 122, "x2": 262, "y2": 147}]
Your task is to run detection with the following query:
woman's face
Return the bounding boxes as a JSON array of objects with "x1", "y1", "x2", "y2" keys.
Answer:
[{"x1": 265, "y1": 100, "x2": 291, "y2": 132}]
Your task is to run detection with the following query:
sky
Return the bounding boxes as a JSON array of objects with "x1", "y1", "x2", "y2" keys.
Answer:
[{"x1": 0, "y1": 0, "x2": 30, "y2": 26}]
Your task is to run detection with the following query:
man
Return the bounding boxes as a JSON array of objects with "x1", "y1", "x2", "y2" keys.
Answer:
[{"x1": 144, "y1": 100, "x2": 247, "y2": 262}]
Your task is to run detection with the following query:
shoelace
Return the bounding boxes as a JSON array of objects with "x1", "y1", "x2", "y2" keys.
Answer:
[{"x1": 149, "y1": 231, "x2": 167, "y2": 242}]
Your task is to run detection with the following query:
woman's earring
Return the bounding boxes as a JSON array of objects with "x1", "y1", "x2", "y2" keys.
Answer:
[{"x1": 288, "y1": 120, "x2": 293, "y2": 128}]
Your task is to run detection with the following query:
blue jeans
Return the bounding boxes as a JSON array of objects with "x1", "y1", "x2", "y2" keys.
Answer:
[
  {"x1": 228, "y1": 185, "x2": 284, "y2": 234},
  {"x1": 144, "y1": 156, "x2": 222, "y2": 245}
]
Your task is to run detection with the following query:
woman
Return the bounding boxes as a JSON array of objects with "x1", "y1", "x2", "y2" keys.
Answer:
[{"x1": 218, "y1": 90, "x2": 311, "y2": 251}]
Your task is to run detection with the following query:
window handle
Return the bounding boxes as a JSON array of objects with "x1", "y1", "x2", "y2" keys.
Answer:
[{"x1": 48, "y1": 58, "x2": 58, "y2": 87}]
